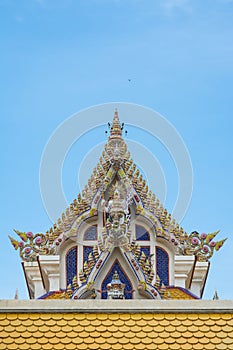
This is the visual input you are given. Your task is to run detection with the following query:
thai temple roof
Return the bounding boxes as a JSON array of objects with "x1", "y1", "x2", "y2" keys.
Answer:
[
  {"x1": 9, "y1": 110, "x2": 226, "y2": 301},
  {"x1": 4, "y1": 110, "x2": 232, "y2": 350}
]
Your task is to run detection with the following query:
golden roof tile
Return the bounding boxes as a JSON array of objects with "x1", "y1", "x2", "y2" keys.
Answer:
[
  {"x1": 121, "y1": 343, "x2": 134, "y2": 350},
  {"x1": 87, "y1": 343, "x2": 101, "y2": 350},
  {"x1": 51, "y1": 343, "x2": 66, "y2": 350},
  {"x1": 225, "y1": 324, "x2": 233, "y2": 333},
  {"x1": 164, "y1": 324, "x2": 176, "y2": 333},
  {"x1": 25, "y1": 336, "x2": 39, "y2": 344},
  {"x1": 176, "y1": 337, "x2": 189, "y2": 345},
  {"x1": 174, "y1": 314, "x2": 187, "y2": 320},
  {"x1": 223, "y1": 337, "x2": 233, "y2": 344},
  {"x1": 193, "y1": 331, "x2": 205, "y2": 339},
  {"x1": 193, "y1": 344, "x2": 204, "y2": 350},
  {"x1": 2, "y1": 337, "x2": 14, "y2": 345},
  {"x1": 118, "y1": 313, "x2": 131, "y2": 321},
  {"x1": 222, "y1": 314, "x2": 233, "y2": 320},
  {"x1": 125, "y1": 318, "x2": 136, "y2": 326},
  {"x1": 7, "y1": 345, "x2": 18, "y2": 350},
  {"x1": 10, "y1": 319, "x2": 21, "y2": 326},
  {"x1": 199, "y1": 336, "x2": 211, "y2": 344},
  {"x1": 216, "y1": 318, "x2": 228, "y2": 326},
  {"x1": 176, "y1": 325, "x2": 187, "y2": 333},
  {"x1": 107, "y1": 337, "x2": 121, "y2": 345},
  {"x1": 124, "y1": 330, "x2": 138, "y2": 339},
  {"x1": 136, "y1": 318, "x2": 148, "y2": 327},
  {"x1": 114, "y1": 331, "x2": 125, "y2": 339},
  {"x1": 96, "y1": 324, "x2": 107, "y2": 332},
  {"x1": 100, "y1": 330, "x2": 113, "y2": 339},
  {"x1": 112, "y1": 343, "x2": 123, "y2": 350},
  {"x1": 14, "y1": 337, "x2": 26, "y2": 345},
  {"x1": 56, "y1": 318, "x2": 68, "y2": 326},
  {"x1": 131, "y1": 324, "x2": 141, "y2": 333},
  {"x1": 41, "y1": 344, "x2": 54, "y2": 350},
  {"x1": 159, "y1": 318, "x2": 171, "y2": 326},
  {"x1": 44, "y1": 318, "x2": 57, "y2": 326},
  {"x1": 170, "y1": 319, "x2": 182, "y2": 326},
  {"x1": 37, "y1": 336, "x2": 50, "y2": 344},
  {"x1": 113, "y1": 318, "x2": 125, "y2": 326},
  {"x1": 216, "y1": 344, "x2": 229, "y2": 350},
  {"x1": 4, "y1": 324, "x2": 16, "y2": 333},
  {"x1": 171, "y1": 331, "x2": 182, "y2": 339},
  {"x1": 180, "y1": 344, "x2": 193, "y2": 350},
  {"x1": 0, "y1": 318, "x2": 10, "y2": 326},
  {"x1": 70, "y1": 337, "x2": 83, "y2": 345},
  {"x1": 107, "y1": 314, "x2": 119, "y2": 321},
  {"x1": 60, "y1": 337, "x2": 73, "y2": 345},
  {"x1": 152, "y1": 336, "x2": 164, "y2": 344},
  {"x1": 95, "y1": 313, "x2": 108, "y2": 320},
  {"x1": 1, "y1": 310, "x2": 233, "y2": 349},
  {"x1": 147, "y1": 344, "x2": 158, "y2": 350},
  {"x1": 154, "y1": 325, "x2": 165, "y2": 332},
  {"x1": 116, "y1": 339, "x2": 129, "y2": 346},
  {"x1": 94, "y1": 336, "x2": 109, "y2": 344},
  {"x1": 88, "y1": 330, "x2": 100, "y2": 338},
  {"x1": 130, "y1": 337, "x2": 142, "y2": 344},
  {"x1": 187, "y1": 336, "x2": 199, "y2": 344},
  {"x1": 131, "y1": 313, "x2": 142, "y2": 320},
  {"x1": 97, "y1": 343, "x2": 111, "y2": 350},
  {"x1": 171, "y1": 344, "x2": 185, "y2": 350},
  {"x1": 157, "y1": 343, "x2": 169, "y2": 349},
  {"x1": 160, "y1": 330, "x2": 171, "y2": 339},
  {"x1": 72, "y1": 324, "x2": 84, "y2": 332},
  {"x1": 211, "y1": 337, "x2": 223, "y2": 344}
]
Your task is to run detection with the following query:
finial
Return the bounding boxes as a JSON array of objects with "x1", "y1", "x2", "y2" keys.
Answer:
[
  {"x1": 213, "y1": 290, "x2": 219, "y2": 300},
  {"x1": 110, "y1": 109, "x2": 122, "y2": 137},
  {"x1": 14, "y1": 288, "x2": 19, "y2": 300}
]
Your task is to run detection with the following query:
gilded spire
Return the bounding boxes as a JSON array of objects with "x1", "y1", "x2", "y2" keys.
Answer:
[{"x1": 110, "y1": 109, "x2": 122, "y2": 137}]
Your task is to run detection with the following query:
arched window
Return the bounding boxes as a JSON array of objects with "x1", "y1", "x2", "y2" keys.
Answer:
[
  {"x1": 83, "y1": 225, "x2": 97, "y2": 240},
  {"x1": 136, "y1": 224, "x2": 150, "y2": 241},
  {"x1": 66, "y1": 246, "x2": 77, "y2": 287},
  {"x1": 156, "y1": 247, "x2": 169, "y2": 286}
]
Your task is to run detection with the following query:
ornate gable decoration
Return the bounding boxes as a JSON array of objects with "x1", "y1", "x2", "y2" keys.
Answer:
[{"x1": 9, "y1": 110, "x2": 226, "y2": 300}]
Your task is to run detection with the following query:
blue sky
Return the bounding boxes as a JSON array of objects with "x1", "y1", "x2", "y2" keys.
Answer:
[{"x1": 1, "y1": 0, "x2": 233, "y2": 299}]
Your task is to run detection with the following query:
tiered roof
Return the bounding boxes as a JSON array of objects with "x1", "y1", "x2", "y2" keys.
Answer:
[
  {"x1": 9, "y1": 111, "x2": 226, "y2": 300},
  {"x1": 9, "y1": 110, "x2": 226, "y2": 263}
]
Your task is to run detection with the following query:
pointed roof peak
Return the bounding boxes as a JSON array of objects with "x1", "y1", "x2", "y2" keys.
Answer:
[{"x1": 110, "y1": 109, "x2": 122, "y2": 137}]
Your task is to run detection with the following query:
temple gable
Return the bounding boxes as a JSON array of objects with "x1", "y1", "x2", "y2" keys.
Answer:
[{"x1": 9, "y1": 110, "x2": 226, "y2": 300}]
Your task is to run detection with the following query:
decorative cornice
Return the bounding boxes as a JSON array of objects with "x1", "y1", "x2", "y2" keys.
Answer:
[{"x1": 1, "y1": 299, "x2": 233, "y2": 313}]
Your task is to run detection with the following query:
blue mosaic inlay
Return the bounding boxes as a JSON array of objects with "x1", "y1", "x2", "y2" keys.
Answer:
[
  {"x1": 136, "y1": 225, "x2": 150, "y2": 241},
  {"x1": 66, "y1": 246, "x2": 77, "y2": 287},
  {"x1": 156, "y1": 247, "x2": 169, "y2": 286},
  {"x1": 83, "y1": 246, "x2": 94, "y2": 266},
  {"x1": 140, "y1": 246, "x2": 150, "y2": 258},
  {"x1": 84, "y1": 225, "x2": 97, "y2": 240},
  {"x1": 101, "y1": 260, "x2": 133, "y2": 299}
]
